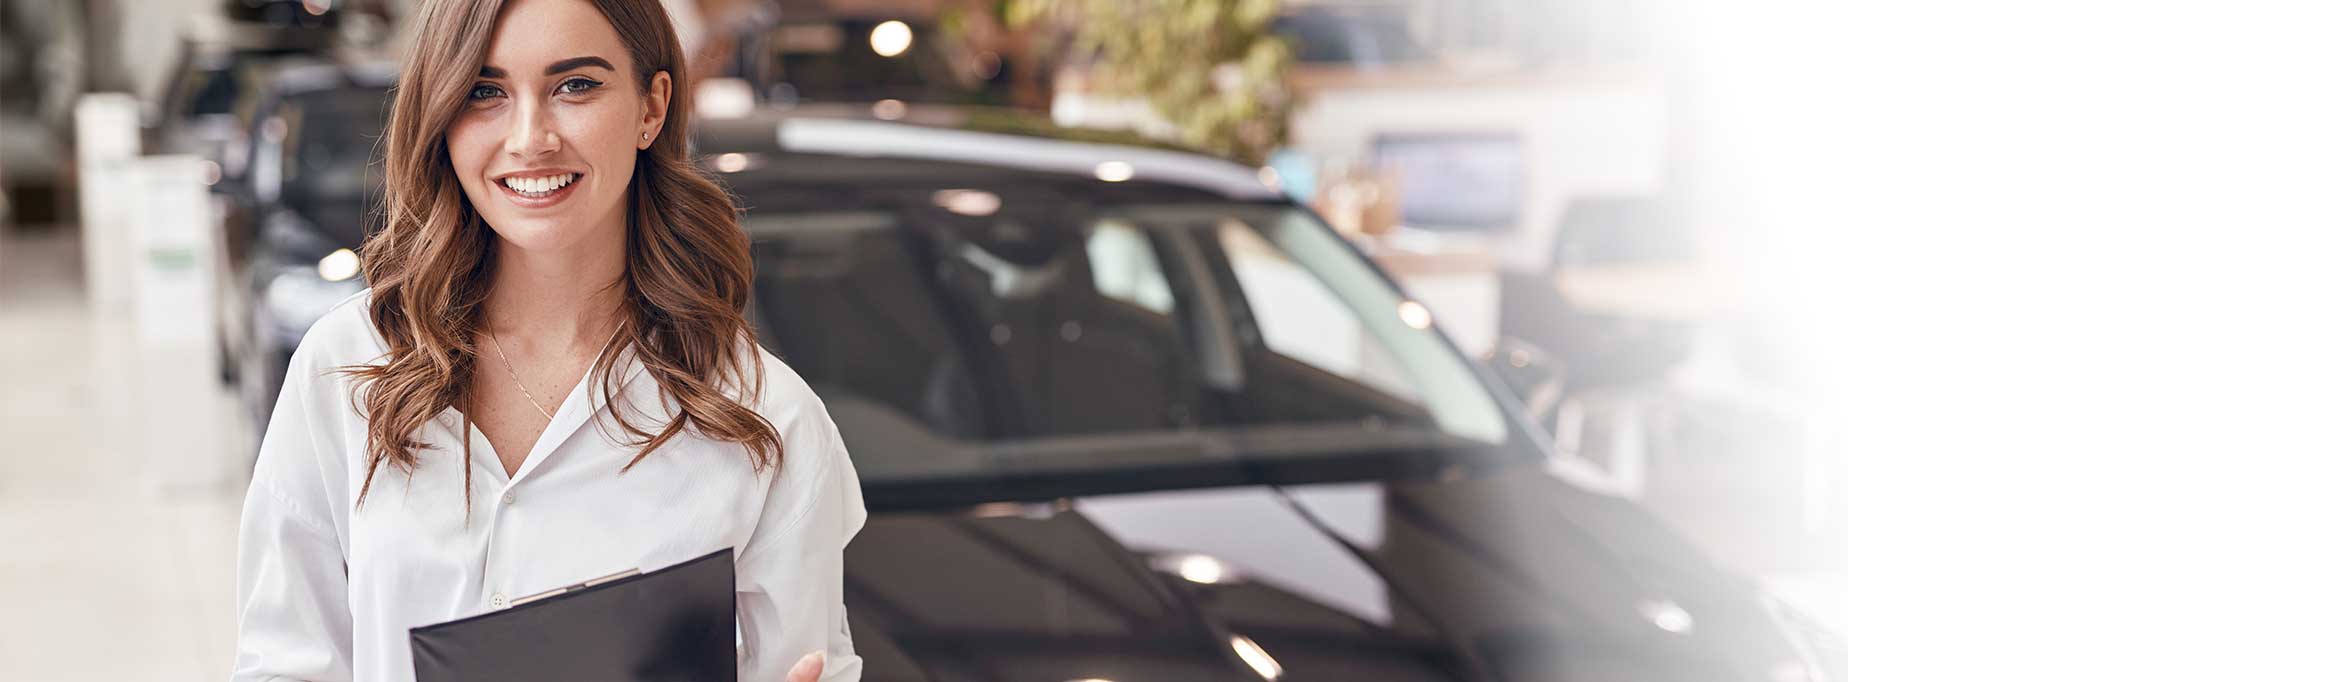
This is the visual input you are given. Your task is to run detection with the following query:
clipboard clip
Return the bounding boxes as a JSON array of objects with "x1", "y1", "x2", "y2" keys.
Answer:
[{"x1": 507, "y1": 567, "x2": 644, "y2": 608}]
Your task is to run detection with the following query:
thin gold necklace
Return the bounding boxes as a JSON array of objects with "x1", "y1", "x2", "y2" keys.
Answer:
[{"x1": 487, "y1": 315, "x2": 627, "y2": 421}]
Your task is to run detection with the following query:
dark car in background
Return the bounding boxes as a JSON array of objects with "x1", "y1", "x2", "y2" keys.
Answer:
[
  {"x1": 694, "y1": 109, "x2": 1843, "y2": 682},
  {"x1": 149, "y1": 16, "x2": 339, "y2": 169},
  {"x1": 732, "y1": 15, "x2": 1008, "y2": 106},
  {"x1": 214, "y1": 61, "x2": 390, "y2": 430}
]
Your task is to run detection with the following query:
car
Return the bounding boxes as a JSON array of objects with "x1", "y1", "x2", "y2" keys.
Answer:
[
  {"x1": 694, "y1": 107, "x2": 1845, "y2": 681},
  {"x1": 149, "y1": 16, "x2": 340, "y2": 170},
  {"x1": 216, "y1": 61, "x2": 390, "y2": 434}
]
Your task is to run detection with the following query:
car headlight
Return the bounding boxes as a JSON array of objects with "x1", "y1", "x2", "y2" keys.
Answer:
[{"x1": 1761, "y1": 592, "x2": 1846, "y2": 682}]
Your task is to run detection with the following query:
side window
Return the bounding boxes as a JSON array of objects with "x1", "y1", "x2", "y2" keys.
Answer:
[
  {"x1": 1215, "y1": 219, "x2": 1424, "y2": 405},
  {"x1": 1085, "y1": 219, "x2": 1174, "y2": 315}
]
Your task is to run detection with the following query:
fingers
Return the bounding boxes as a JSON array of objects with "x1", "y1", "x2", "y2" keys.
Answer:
[{"x1": 785, "y1": 650, "x2": 825, "y2": 682}]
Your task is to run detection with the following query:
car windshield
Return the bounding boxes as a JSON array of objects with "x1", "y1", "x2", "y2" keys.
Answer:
[
  {"x1": 282, "y1": 91, "x2": 382, "y2": 201},
  {"x1": 278, "y1": 89, "x2": 385, "y2": 244},
  {"x1": 742, "y1": 189, "x2": 1518, "y2": 506}
]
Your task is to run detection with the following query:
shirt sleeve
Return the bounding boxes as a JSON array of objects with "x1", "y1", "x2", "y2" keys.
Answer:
[
  {"x1": 232, "y1": 342, "x2": 356, "y2": 682},
  {"x1": 736, "y1": 395, "x2": 869, "y2": 682}
]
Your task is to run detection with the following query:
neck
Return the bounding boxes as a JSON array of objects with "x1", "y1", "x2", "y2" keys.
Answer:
[{"x1": 484, "y1": 225, "x2": 628, "y2": 349}]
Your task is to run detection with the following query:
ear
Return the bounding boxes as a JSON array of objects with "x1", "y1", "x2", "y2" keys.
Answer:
[{"x1": 639, "y1": 70, "x2": 673, "y2": 149}]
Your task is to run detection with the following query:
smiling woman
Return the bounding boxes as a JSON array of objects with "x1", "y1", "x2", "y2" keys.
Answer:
[{"x1": 230, "y1": 1, "x2": 862, "y2": 681}]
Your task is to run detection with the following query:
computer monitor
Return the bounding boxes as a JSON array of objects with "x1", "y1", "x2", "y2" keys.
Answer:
[{"x1": 1372, "y1": 132, "x2": 1523, "y2": 232}]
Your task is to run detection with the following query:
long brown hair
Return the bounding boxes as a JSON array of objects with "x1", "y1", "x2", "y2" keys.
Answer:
[{"x1": 347, "y1": 0, "x2": 782, "y2": 512}]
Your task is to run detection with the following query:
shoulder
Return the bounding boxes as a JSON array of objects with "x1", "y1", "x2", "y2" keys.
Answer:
[
  {"x1": 736, "y1": 341, "x2": 867, "y2": 539},
  {"x1": 743, "y1": 341, "x2": 829, "y2": 430},
  {"x1": 282, "y1": 289, "x2": 388, "y2": 391}
]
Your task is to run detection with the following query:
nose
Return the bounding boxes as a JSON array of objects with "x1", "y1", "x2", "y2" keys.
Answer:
[{"x1": 502, "y1": 97, "x2": 560, "y2": 159}]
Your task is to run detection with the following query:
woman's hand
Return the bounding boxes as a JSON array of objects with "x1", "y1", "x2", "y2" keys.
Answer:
[{"x1": 784, "y1": 651, "x2": 824, "y2": 682}]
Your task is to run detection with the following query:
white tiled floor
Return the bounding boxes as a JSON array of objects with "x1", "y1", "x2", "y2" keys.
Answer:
[{"x1": 2, "y1": 226, "x2": 246, "y2": 681}]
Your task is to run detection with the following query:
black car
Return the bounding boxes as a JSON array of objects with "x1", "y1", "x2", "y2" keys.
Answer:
[
  {"x1": 216, "y1": 61, "x2": 390, "y2": 432},
  {"x1": 149, "y1": 17, "x2": 340, "y2": 168},
  {"x1": 695, "y1": 109, "x2": 1843, "y2": 682}
]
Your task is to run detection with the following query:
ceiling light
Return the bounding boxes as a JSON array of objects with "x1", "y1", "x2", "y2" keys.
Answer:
[
  {"x1": 870, "y1": 20, "x2": 913, "y2": 58},
  {"x1": 318, "y1": 248, "x2": 361, "y2": 282},
  {"x1": 1094, "y1": 161, "x2": 1134, "y2": 182}
]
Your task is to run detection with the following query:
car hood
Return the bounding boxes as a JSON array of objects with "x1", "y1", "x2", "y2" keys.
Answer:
[{"x1": 840, "y1": 471, "x2": 1810, "y2": 682}]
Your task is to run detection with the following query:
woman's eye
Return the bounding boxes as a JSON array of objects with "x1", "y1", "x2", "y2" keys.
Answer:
[
  {"x1": 557, "y1": 78, "x2": 602, "y2": 95},
  {"x1": 468, "y1": 84, "x2": 503, "y2": 101}
]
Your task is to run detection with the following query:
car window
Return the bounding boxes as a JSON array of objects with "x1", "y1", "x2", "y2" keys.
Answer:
[
  {"x1": 1086, "y1": 220, "x2": 1175, "y2": 315},
  {"x1": 283, "y1": 93, "x2": 383, "y2": 200},
  {"x1": 747, "y1": 200, "x2": 1505, "y2": 442},
  {"x1": 1216, "y1": 217, "x2": 1429, "y2": 409}
]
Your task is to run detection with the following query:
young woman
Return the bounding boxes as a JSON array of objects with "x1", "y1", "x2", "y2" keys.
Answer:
[{"x1": 231, "y1": 0, "x2": 860, "y2": 680}]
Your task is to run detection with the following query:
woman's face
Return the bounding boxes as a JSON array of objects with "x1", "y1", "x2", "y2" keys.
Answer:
[{"x1": 447, "y1": 0, "x2": 669, "y2": 255}]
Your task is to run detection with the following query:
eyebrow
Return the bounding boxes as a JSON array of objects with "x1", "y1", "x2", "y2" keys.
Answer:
[{"x1": 477, "y1": 56, "x2": 617, "y2": 79}]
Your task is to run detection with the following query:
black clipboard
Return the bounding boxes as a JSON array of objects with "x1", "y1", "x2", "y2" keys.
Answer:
[{"x1": 410, "y1": 547, "x2": 737, "y2": 682}]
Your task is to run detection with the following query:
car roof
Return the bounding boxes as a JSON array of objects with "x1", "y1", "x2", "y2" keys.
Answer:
[
  {"x1": 694, "y1": 105, "x2": 1287, "y2": 202},
  {"x1": 253, "y1": 59, "x2": 398, "y2": 97}
]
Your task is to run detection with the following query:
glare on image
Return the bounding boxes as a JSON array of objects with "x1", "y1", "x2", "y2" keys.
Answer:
[
  {"x1": 1397, "y1": 300, "x2": 1432, "y2": 329},
  {"x1": 1175, "y1": 554, "x2": 1227, "y2": 584},
  {"x1": 931, "y1": 189, "x2": 1001, "y2": 217},
  {"x1": 1094, "y1": 161, "x2": 1134, "y2": 182},
  {"x1": 1229, "y1": 634, "x2": 1283, "y2": 680},
  {"x1": 1641, "y1": 600, "x2": 1694, "y2": 635}
]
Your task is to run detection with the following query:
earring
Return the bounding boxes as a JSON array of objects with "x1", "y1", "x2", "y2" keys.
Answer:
[{"x1": 642, "y1": 131, "x2": 651, "y2": 140}]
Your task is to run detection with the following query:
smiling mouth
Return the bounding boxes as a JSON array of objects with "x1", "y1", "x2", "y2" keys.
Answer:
[{"x1": 501, "y1": 172, "x2": 580, "y2": 198}]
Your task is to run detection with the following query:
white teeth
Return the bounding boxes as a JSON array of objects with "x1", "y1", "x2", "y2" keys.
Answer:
[{"x1": 502, "y1": 173, "x2": 577, "y2": 196}]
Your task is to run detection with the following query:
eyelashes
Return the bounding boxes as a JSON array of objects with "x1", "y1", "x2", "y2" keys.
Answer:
[
  {"x1": 556, "y1": 77, "x2": 602, "y2": 95},
  {"x1": 464, "y1": 77, "x2": 604, "y2": 103}
]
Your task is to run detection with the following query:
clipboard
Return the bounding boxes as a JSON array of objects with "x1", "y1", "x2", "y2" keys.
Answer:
[{"x1": 410, "y1": 547, "x2": 738, "y2": 682}]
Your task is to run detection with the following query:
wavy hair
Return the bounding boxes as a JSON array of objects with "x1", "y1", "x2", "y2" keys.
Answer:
[{"x1": 346, "y1": 0, "x2": 782, "y2": 513}]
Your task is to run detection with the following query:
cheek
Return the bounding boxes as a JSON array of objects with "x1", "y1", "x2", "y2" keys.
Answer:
[
  {"x1": 563, "y1": 105, "x2": 642, "y2": 168},
  {"x1": 444, "y1": 119, "x2": 499, "y2": 195}
]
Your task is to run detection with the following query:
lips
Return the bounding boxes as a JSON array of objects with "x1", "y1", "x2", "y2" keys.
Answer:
[{"x1": 492, "y1": 170, "x2": 583, "y2": 208}]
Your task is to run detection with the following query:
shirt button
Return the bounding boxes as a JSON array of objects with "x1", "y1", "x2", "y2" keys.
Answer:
[
  {"x1": 501, "y1": 492, "x2": 516, "y2": 505},
  {"x1": 490, "y1": 593, "x2": 508, "y2": 609}
]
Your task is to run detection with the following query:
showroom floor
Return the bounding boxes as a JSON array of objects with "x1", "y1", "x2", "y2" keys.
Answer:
[{"x1": 1, "y1": 227, "x2": 244, "y2": 679}]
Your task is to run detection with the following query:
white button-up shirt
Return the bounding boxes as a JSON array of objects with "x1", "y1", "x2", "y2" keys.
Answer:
[{"x1": 233, "y1": 293, "x2": 866, "y2": 681}]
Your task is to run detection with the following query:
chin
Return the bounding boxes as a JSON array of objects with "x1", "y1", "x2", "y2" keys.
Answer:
[
  {"x1": 482, "y1": 216, "x2": 588, "y2": 253},
  {"x1": 472, "y1": 190, "x2": 627, "y2": 255}
]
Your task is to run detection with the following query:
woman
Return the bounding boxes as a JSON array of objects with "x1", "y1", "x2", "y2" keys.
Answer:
[{"x1": 231, "y1": 0, "x2": 860, "y2": 680}]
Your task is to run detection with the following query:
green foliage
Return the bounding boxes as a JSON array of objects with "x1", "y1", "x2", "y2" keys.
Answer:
[{"x1": 1008, "y1": 0, "x2": 1296, "y2": 164}]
